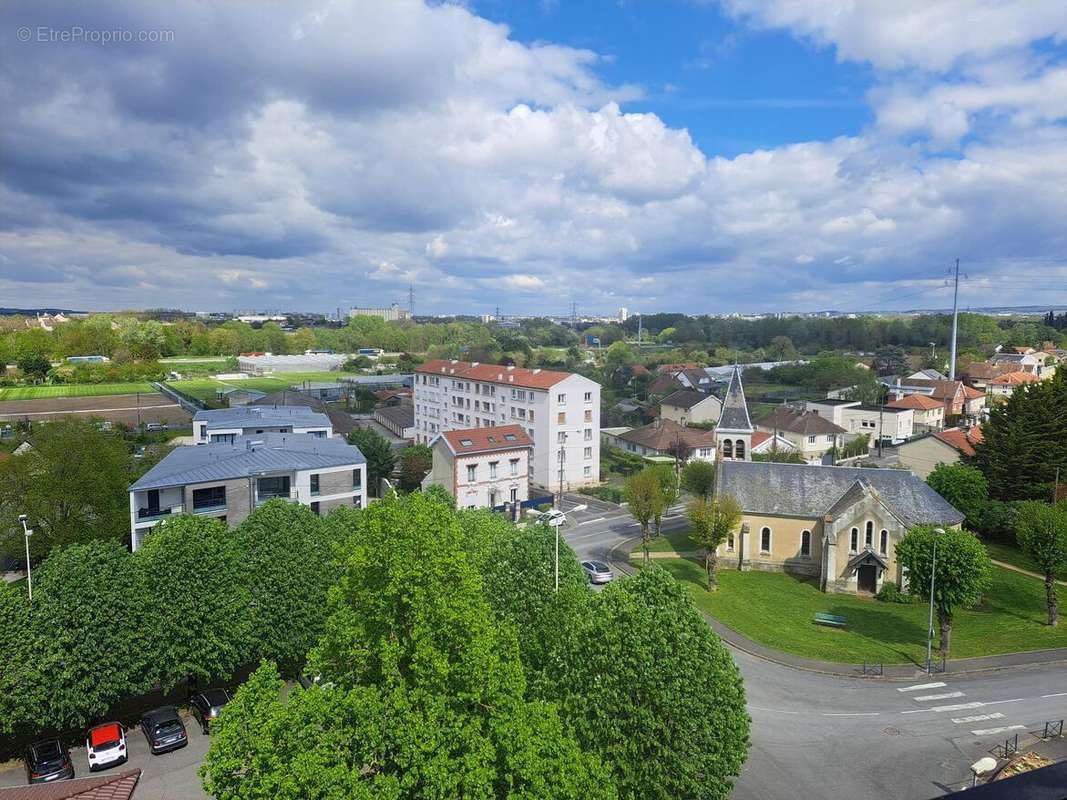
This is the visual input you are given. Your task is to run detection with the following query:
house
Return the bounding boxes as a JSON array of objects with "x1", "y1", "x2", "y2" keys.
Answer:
[
  {"x1": 806, "y1": 399, "x2": 914, "y2": 446},
  {"x1": 960, "y1": 361, "x2": 1012, "y2": 389},
  {"x1": 714, "y1": 460, "x2": 964, "y2": 594},
  {"x1": 216, "y1": 387, "x2": 267, "y2": 406},
  {"x1": 750, "y1": 430, "x2": 797, "y2": 455},
  {"x1": 128, "y1": 434, "x2": 367, "y2": 549},
  {"x1": 987, "y1": 370, "x2": 1039, "y2": 400},
  {"x1": 754, "y1": 406, "x2": 846, "y2": 463},
  {"x1": 894, "y1": 427, "x2": 984, "y2": 479},
  {"x1": 674, "y1": 368, "x2": 714, "y2": 393},
  {"x1": 885, "y1": 393, "x2": 945, "y2": 432},
  {"x1": 192, "y1": 406, "x2": 332, "y2": 444},
  {"x1": 907, "y1": 368, "x2": 947, "y2": 381},
  {"x1": 423, "y1": 425, "x2": 533, "y2": 510},
  {"x1": 659, "y1": 389, "x2": 723, "y2": 426},
  {"x1": 646, "y1": 372, "x2": 686, "y2": 397},
  {"x1": 374, "y1": 404, "x2": 415, "y2": 439},
  {"x1": 414, "y1": 360, "x2": 600, "y2": 492},
  {"x1": 990, "y1": 351, "x2": 1045, "y2": 376},
  {"x1": 602, "y1": 417, "x2": 717, "y2": 462},
  {"x1": 251, "y1": 390, "x2": 357, "y2": 436},
  {"x1": 374, "y1": 387, "x2": 412, "y2": 404}
]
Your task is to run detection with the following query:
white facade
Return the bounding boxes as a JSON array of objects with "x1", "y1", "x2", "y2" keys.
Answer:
[
  {"x1": 349, "y1": 303, "x2": 411, "y2": 322},
  {"x1": 414, "y1": 363, "x2": 600, "y2": 492},
  {"x1": 425, "y1": 441, "x2": 531, "y2": 510},
  {"x1": 807, "y1": 400, "x2": 914, "y2": 445}
]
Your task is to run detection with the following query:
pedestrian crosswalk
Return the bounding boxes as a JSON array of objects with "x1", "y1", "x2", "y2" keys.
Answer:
[{"x1": 897, "y1": 682, "x2": 1029, "y2": 736}]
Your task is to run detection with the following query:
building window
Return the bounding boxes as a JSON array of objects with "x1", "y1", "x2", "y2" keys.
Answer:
[
  {"x1": 466, "y1": 464, "x2": 477, "y2": 482},
  {"x1": 528, "y1": 410, "x2": 534, "y2": 422},
  {"x1": 826, "y1": 435, "x2": 834, "y2": 443},
  {"x1": 880, "y1": 529, "x2": 889, "y2": 555},
  {"x1": 310, "y1": 474, "x2": 320, "y2": 496},
  {"x1": 510, "y1": 487, "x2": 518, "y2": 503},
  {"x1": 801, "y1": 530, "x2": 811, "y2": 557},
  {"x1": 584, "y1": 391, "x2": 592, "y2": 402},
  {"x1": 583, "y1": 466, "x2": 592, "y2": 477},
  {"x1": 584, "y1": 409, "x2": 592, "y2": 422},
  {"x1": 311, "y1": 501, "x2": 320, "y2": 516},
  {"x1": 257, "y1": 475, "x2": 291, "y2": 502},
  {"x1": 760, "y1": 527, "x2": 771, "y2": 553},
  {"x1": 850, "y1": 527, "x2": 858, "y2": 552},
  {"x1": 865, "y1": 521, "x2": 873, "y2": 547},
  {"x1": 352, "y1": 469, "x2": 362, "y2": 489},
  {"x1": 557, "y1": 393, "x2": 566, "y2": 404},
  {"x1": 557, "y1": 412, "x2": 566, "y2": 424},
  {"x1": 509, "y1": 458, "x2": 519, "y2": 476},
  {"x1": 723, "y1": 440, "x2": 733, "y2": 458},
  {"x1": 353, "y1": 495, "x2": 362, "y2": 508},
  {"x1": 584, "y1": 447, "x2": 592, "y2": 459},
  {"x1": 808, "y1": 435, "x2": 816, "y2": 444},
  {"x1": 735, "y1": 439, "x2": 745, "y2": 459},
  {"x1": 489, "y1": 461, "x2": 498, "y2": 479},
  {"x1": 192, "y1": 485, "x2": 226, "y2": 511},
  {"x1": 584, "y1": 428, "x2": 592, "y2": 441},
  {"x1": 727, "y1": 533, "x2": 734, "y2": 551},
  {"x1": 558, "y1": 431, "x2": 567, "y2": 443}
]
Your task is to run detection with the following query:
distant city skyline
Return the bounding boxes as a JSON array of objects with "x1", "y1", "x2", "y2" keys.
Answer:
[{"x1": 3, "y1": 1, "x2": 1067, "y2": 313}]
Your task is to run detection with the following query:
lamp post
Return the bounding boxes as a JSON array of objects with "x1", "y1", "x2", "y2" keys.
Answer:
[
  {"x1": 925, "y1": 527, "x2": 946, "y2": 673},
  {"x1": 18, "y1": 514, "x2": 32, "y2": 600}
]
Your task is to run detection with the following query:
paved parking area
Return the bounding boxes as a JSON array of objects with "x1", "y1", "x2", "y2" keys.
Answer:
[{"x1": 0, "y1": 710, "x2": 209, "y2": 799}]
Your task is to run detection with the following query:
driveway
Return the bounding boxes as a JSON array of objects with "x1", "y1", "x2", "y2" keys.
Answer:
[{"x1": 0, "y1": 709, "x2": 209, "y2": 799}]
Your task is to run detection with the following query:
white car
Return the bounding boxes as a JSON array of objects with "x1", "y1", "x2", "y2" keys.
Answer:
[
  {"x1": 85, "y1": 722, "x2": 127, "y2": 772},
  {"x1": 543, "y1": 509, "x2": 567, "y2": 527}
]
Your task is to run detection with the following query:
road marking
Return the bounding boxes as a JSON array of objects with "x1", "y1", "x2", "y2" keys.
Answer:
[
  {"x1": 748, "y1": 706, "x2": 799, "y2": 715},
  {"x1": 982, "y1": 699, "x2": 1023, "y2": 707},
  {"x1": 822, "y1": 712, "x2": 880, "y2": 717},
  {"x1": 914, "y1": 691, "x2": 964, "y2": 702},
  {"x1": 1042, "y1": 693, "x2": 1067, "y2": 698},
  {"x1": 577, "y1": 517, "x2": 606, "y2": 526},
  {"x1": 930, "y1": 702, "x2": 985, "y2": 713},
  {"x1": 898, "y1": 682, "x2": 946, "y2": 692},
  {"x1": 952, "y1": 713, "x2": 1005, "y2": 724},
  {"x1": 971, "y1": 725, "x2": 1025, "y2": 736}
]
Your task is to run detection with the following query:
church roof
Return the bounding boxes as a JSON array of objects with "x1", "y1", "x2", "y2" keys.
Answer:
[{"x1": 717, "y1": 365, "x2": 753, "y2": 433}]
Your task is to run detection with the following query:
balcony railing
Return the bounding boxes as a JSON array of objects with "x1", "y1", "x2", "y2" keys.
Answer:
[
  {"x1": 255, "y1": 487, "x2": 299, "y2": 506},
  {"x1": 136, "y1": 505, "x2": 183, "y2": 522}
]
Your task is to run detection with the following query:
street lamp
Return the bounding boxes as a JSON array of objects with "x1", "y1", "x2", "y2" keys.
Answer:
[
  {"x1": 18, "y1": 514, "x2": 32, "y2": 600},
  {"x1": 925, "y1": 527, "x2": 946, "y2": 673}
]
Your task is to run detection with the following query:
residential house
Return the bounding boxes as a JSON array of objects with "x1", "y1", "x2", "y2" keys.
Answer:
[
  {"x1": 251, "y1": 390, "x2": 357, "y2": 436},
  {"x1": 886, "y1": 394, "x2": 945, "y2": 432},
  {"x1": 990, "y1": 351, "x2": 1046, "y2": 377},
  {"x1": 192, "y1": 406, "x2": 332, "y2": 444},
  {"x1": 423, "y1": 425, "x2": 533, "y2": 510},
  {"x1": 960, "y1": 361, "x2": 1013, "y2": 390},
  {"x1": 805, "y1": 399, "x2": 914, "y2": 446},
  {"x1": 646, "y1": 372, "x2": 686, "y2": 397},
  {"x1": 414, "y1": 360, "x2": 600, "y2": 491},
  {"x1": 907, "y1": 368, "x2": 948, "y2": 381},
  {"x1": 894, "y1": 426, "x2": 984, "y2": 479},
  {"x1": 987, "y1": 371, "x2": 1039, "y2": 400},
  {"x1": 674, "y1": 368, "x2": 714, "y2": 393},
  {"x1": 659, "y1": 389, "x2": 723, "y2": 426},
  {"x1": 713, "y1": 460, "x2": 964, "y2": 594},
  {"x1": 601, "y1": 417, "x2": 717, "y2": 462},
  {"x1": 754, "y1": 406, "x2": 846, "y2": 463},
  {"x1": 129, "y1": 434, "x2": 367, "y2": 549},
  {"x1": 374, "y1": 404, "x2": 415, "y2": 439},
  {"x1": 961, "y1": 384, "x2": 987, "y2": 418},
  {"x1": 750, "y1": 430, "x2": 797, "y2": 455},
  {"x1": 881, "y1": 377, "x2": 971, "y2": 419}
]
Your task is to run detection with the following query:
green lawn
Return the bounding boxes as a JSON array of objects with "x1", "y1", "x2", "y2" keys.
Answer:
[
  {"x1": 644, "y1": 528, "x2": 699, "y2": 554},
  {"x1": 0, "y1": 382, "x2": 157, "y2": 401},
  {"x1": 166, "y1": 372, "x2": 363, "y2": 402},
  {"x1": 648, "y1": 558, "x2": 1067, "y2": 664},
  {"x1": 985, "y1": 540, "x2": 1067, "y2": 582}
]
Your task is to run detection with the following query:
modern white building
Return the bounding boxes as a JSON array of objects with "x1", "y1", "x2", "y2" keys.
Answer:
[
  {"x1": 423, "y1": 424, "x2": 533, "y2": 509},
  {"x1": 414, "y1": 360, "x2": 601, "y2": 492},
  {"x1": 128, "y1": 433, "x2": 366, "y2": 549},
  {"x1": 237, "y1": 353, "x2": 348, "y2": 374},
  {"x1": 192, "y1": 406, "x2": 332, "y2": 444},
  {"x1": 805, "y1": 399, "x2": 914, "y2": 446},
  {"x1": 349, "y1": 303, "x2": 411, "y2": 322}
]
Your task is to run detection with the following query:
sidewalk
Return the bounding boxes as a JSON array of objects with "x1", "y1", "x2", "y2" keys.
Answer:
[{"x1": 991, "y1": 558, "x2": 1067, "y2": 587}]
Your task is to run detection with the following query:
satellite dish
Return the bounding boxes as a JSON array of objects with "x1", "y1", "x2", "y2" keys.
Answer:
[{"x1": 971, "y1": 757, "x2": 997, "y2": 775}]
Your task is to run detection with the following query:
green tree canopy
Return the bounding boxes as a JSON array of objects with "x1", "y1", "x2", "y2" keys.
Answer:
[
  {"x1": 927, "y1": 463, "x2": 988, "y2": 530},
  {"x1": 895, "y1": 526, "x2": 992, "y2": 658},
  {"x1": 346, "y1": 427, "x2": 396, "y2": 497},
  {"x1": 687, "y1": 495, "x2": 742, "y2": 590},
  {"x1": 397, "y1": 443, "x2": 433, "y2": 492},
  {"x1": 1015, "y1": 501, "x2": 1067, "y2": 626},
  {"x1": 680, "y1": 459, "x2": 716, "y2": 499},
  {"x1": 625, "y1": 468, "x2": 665, "y2": 564}
]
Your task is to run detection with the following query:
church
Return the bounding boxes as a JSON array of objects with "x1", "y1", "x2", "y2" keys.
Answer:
[{"x1": 711, "y1": 367, "x2": 964, "y2": 594}]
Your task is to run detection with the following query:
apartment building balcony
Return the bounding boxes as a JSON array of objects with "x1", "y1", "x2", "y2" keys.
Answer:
[{"x1": 136, "y1": 505, "x2": 184, "y2": 523}]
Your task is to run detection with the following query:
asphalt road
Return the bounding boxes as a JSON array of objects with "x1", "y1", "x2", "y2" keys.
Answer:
[{"x1": 560, "y1": 504, "x2": 1067, "y2": 800}]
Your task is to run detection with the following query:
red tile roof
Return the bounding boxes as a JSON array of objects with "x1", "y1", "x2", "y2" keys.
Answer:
[
  {"x1": 933, "y1": 428, "x2": 983, "y2": 457},
  {"x1": 416, "y1": 360, "x2": 573, "y2": 389},
  {"x1": 0, "y1": 769, "x2": 140, "y2": 800},
  {"x1": 886, "y1": 394, "x2": 943, "y2": 411},
  {"x1": 961, "y1": 384, "x2": 985, "y2": 399},
  {"x1": 988, "y1": 371, "x2": 1038, "y2": 385},
  {"x1": 751, "y1": 431, "x2": 772, "y2": 447},
  {"x1": 440, "y1": 424, "x2": 533, "y2": 455}
]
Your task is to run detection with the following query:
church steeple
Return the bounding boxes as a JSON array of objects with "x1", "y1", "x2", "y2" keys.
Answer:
[{"x1": 715, "y1": 365, "x2": 753, "y2": 460}]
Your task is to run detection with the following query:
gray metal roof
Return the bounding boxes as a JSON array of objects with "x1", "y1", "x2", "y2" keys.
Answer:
[
  {"x1": 193, "y1": 406, "x2": 331, "y2": 430},
  {"x1": 717, "y1": 365, "x2": 754, "y2": 432},
  {"x1": 719, "y1": 461, "x2": 964, "y2": 527},
  {"x1": 130, "y1": 433, "x2": 365, "y2": 491},
  {"x1": 660, "y1": 389, "x2": 718, "y2": 410}
]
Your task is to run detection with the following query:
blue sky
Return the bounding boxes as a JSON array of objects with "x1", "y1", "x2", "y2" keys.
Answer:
[{"x1": 1, "y1": 1, "x2": 1066, "y2": 316}]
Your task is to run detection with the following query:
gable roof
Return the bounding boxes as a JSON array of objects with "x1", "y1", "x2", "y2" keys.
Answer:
[
  {"x1": 961, "y1": 362, "x2": 1012, "y2": 381},
  {"x1": 932, "y1": 427, "x2": 983, "y2": 456},
  {"x1": 756, "y1": 406, "x2": 846, "y2": 436},
  {"x1": 660, "y1": 389, "x2": 718, "y2": 411},
  {"x1": 961, "y1": 384, "x2": 985, "y2": 400},
  {"x1": 416, "y1": 359, "x2": 575, "y2": 390},
  {"x1": 617, "y1": 418, "x2": 716, "y2": 452},
  {"x1": 988, "y1": 371, "x2": 1038, "y2": 385},
  {"x1": 0, "y1": 769, "x2": 140, "y2": 800},
  {"x1": 647, "y1": 373, "x2": 685, "y2": 395},
  {"x1": 439, "y1": 424, "x2": 533, "y2": 455},
  {"x1": 886, "y1": 394, "x2": 943, "y2": 411},
  {"x1": 719, "y1": 460, "x2": 964, "y2": 527},
  {"x1": 374, "y1": 404, "x2": 414, "y2": 430},
  {"x1": 750, "y1": 430, "x2": 796, "y2": 453},
  {"x1": 130, "y1": 433, "x2": 365, "y2": 492},
  {"x1": 718, "y1": 365, "x2": 753, "y2": 433}
]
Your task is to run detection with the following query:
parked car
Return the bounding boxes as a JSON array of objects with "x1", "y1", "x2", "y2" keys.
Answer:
[
  {"x1": 543, "y1": 509, "x2": 567, "y2": 527},
  {"x1": 190, "y1": 688, "x2": 233, "y2": 734},
  {"x1": 25, "y1": 738, "x2": 74, "y2": 783},
  {"x1": 145, "y1": 422, "x2": 168, "y2": 432},
  {"x1": 581, "y1": 560, "x2": 614, "y2": 585},
  {"x1": 85, "y1": 722, "x2": 127, "y2": 772},
  {"x1": 140, "y1": 707, "x2": 188, "y2": 755}
]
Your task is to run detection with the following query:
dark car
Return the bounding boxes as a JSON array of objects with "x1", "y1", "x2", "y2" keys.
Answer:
[
  {"x1": 140, "y1": 706, "x2": 188, "y2": 755},
  {"x1": 190, "y1": 688, "x2": 232, "y2": 734},
  {"x1": 25, "y1": 738, "x2": 74, "y2": 784}
]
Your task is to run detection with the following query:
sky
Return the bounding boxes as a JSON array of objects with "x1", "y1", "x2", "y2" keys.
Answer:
[{"x1": 2, "y1": 1, "x2": 1067, "y2": 317}]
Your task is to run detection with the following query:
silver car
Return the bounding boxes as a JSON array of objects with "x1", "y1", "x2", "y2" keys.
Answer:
[{"x1": 581, "y1": 560, "x2": 614, "y2": 584}]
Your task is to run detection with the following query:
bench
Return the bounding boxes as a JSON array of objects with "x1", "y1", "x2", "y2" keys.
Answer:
[{"x1": 813, "y1": 612, "x2": 847, "y2": 628}]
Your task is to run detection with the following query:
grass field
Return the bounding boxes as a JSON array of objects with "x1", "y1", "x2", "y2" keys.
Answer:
[
  {"x1": 642, "y1": 528, "x2": 698, "y2": 554},
  {"x1": 0, "y1": 382, "x2": 157, "y2": 401},
  {"x1": 985, "y1": 540, "x2": 1067, "y2": 582},
  {"x1": 166, "y1": 371, "x2": 364, "y2": 402},
  {"x1": 648, "y1": 558, "x2": 1067, "y2": 664}
]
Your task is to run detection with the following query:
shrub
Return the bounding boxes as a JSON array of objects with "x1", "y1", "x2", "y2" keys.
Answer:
[
  {"x1": 578, "y1": 485, "x2": 624, "y2": 504},
  {"x1": 876, "y1": 581, "x2": 912, "y2": 604}
]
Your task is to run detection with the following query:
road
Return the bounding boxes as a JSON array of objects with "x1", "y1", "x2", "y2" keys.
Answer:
[{"x1": 560, "y1": 499, "x2": 1067, "y2": 800}]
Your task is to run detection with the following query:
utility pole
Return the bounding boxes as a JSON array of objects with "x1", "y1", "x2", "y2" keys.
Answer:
[
  {"x1": 556, "y1": 432, "x2": 567, "y2": 508},
  {"x1": 571, "y1": 301, "x2": 578, "y2": 329},
  {"x1": 637, "y1": 313, "x2": 643, "y2": 344},
  {"x1": 949, "y1": 258, "x2": 960, "y2": 381},
  {"x1": 408, "y1": 284, "x2": 415, "y2": 318}
]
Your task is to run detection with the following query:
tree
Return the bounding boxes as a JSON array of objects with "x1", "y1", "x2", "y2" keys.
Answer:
[
  {"x1": 840, "y1": 369, "x2": 887, "y2": 406},
  {"x1": 552, "y1": 567, "x2": 750, "y2": 800},
  {"x1": 625, "y1": 468, "x2": 664, "y2": 564},
  {"x1": 767, "y1": 335, "x2": 797, "y2": 360},
  {"x1": 16, "y1": 351, "x2": 51, "y2": 379},
  {"x1": 346, "y1": 427, "x2": 396, "y2": 497},
  {"x1": 927, "y1": 463, "x2": 989, "y2": 531},
  {"x1": 895, "y1": 526, "x2": 992, "y2": 658},
  {"x1": 0, "y1": 418, "x2": 132, "y2": 560},
  {"x1": 687, "y1": 495, "x2": 742, "y2": 590},
  {"x1": 973, "y1": 371, "x2": 1067, "y2": 501},
  {"x1": 134, "y1": 515, "x2": 251, "y2": 692},
  {"x1": 872, "y1": 345, "x2": 910, "y2": 376},
  {"x1": 397, "y1": 444, "x2": 432, "y2": 492},
  {"x1": 680, "y1": 459, "x2": 716, "y2": 499},
  {"x1": 1015, "y1": 502, "x2": 1067, "y2": 626},
  {"x1": 204, "y1": 493, "x2": 615, "y2": 799},
  {"x1": 652, "y1": 464, "x2": 679, "y2": 538},
  {"x1": 0, "y1": 581, "x2": 35, "y2": 734}
]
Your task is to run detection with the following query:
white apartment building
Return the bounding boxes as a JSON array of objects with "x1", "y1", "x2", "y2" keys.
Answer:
[
  {"x1": 192, "y1": 406, "x2": 332, "y2": 444},
  {"x1": 806, "y1": 399, "x2": 914, "y2": 446},
  {"x1": 423, "y1": 425, "x2": 533, "y2": 509},
  {"x1": 414, "y1": 360, "x2": 600, "y2": 492},
  {"x1": 349, "y1": 303, "x2": 411, "y2": 322}
]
